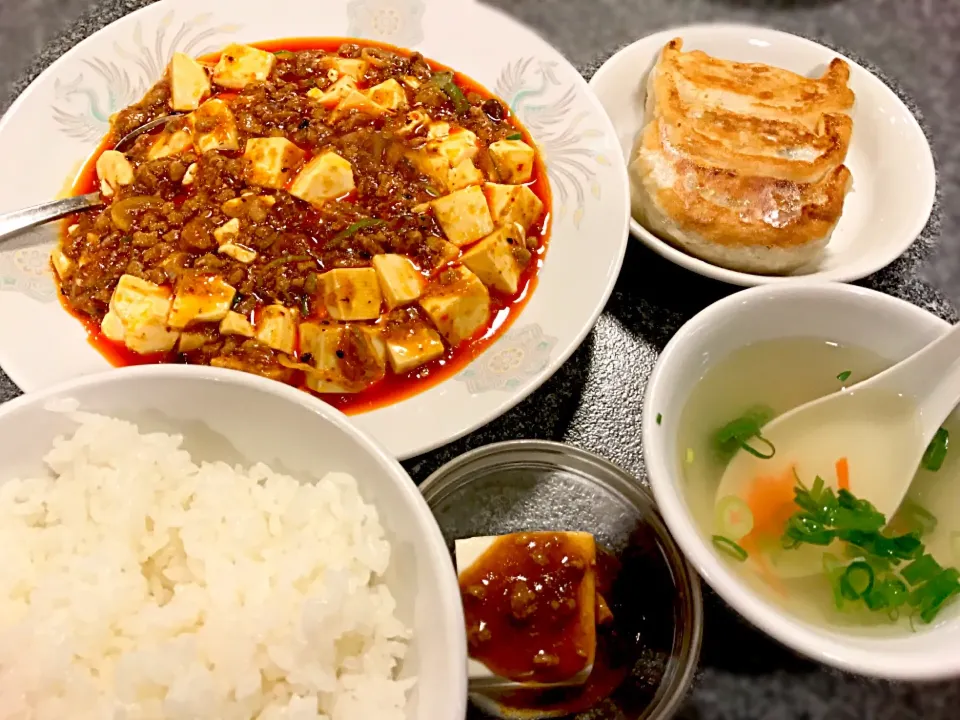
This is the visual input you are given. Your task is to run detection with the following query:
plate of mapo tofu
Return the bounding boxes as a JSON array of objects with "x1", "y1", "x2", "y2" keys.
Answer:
[
  {"x1": 0, "y1": 0, "x2": 630, "y2": 459},
  {"x1": 590, "y1": 24, "x2": 935, "y2": 286}
]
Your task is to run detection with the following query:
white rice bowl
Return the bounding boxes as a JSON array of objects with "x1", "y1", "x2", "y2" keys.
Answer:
[{"x1": 0, "y1": 410, "x2": 413, "y2": 720}]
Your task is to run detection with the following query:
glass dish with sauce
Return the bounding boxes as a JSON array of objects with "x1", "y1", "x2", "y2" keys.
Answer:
[{"x1": 420, "y1": 441, "x2": 702, "y2": 719}]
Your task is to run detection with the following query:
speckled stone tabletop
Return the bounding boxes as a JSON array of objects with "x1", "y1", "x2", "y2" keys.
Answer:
[{"x1": 3, "y1": 0, "x2": 960, "y2": 718}]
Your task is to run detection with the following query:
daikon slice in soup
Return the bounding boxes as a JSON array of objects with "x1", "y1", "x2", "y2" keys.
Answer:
[{"x1": 678, "y1": 338, "x2": 960, "y2": 633}]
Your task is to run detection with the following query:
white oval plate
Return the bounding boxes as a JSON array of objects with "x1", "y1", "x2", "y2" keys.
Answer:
[
  {"x1": 0, "y1": 0, "x2": 629, "y2": 460},
  {"x1": 589, "y1": 24, "x2": 935, "y2": 287}
]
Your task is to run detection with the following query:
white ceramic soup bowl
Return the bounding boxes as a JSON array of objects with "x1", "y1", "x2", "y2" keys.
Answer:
[
  {"x1": 643, "y1": 282, "x2": 960, "y2": 680},
  {"x1": 0, "y1": 365, "x2": 466, "y2": 718}
]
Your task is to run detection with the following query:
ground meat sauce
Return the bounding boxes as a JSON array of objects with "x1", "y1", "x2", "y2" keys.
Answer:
[
  {"x1": 57, "y1": 38, "x2": 550, "y2": 414},
  {"x1": 459, "y1": 532, "x2": 599, "y2": 685}
]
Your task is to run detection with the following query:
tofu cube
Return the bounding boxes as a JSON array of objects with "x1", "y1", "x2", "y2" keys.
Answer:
[
  {"x1": 419, "y1": 266, "x2": 490, "y2": 346},
  {"x1": 289, "y1": 152, "x2": 355, "y2": 207},
  {"x1": 447, "y1": 159, "x2": 485, "y2": 192},
  {"x1": 489, "y1": 139, "x2": 536, "y2": 184},
  {"x1": 168, "y1": 273, "x2": 236, "y2": 328},
  {"x1": 455, "y1": 532, "x2": 597, "y2": 690},
  {"x1": 220, "y1": 311, "x2": 256, "y2": 337},
  {"x1": 169, "y1": 52, "x2": 210, "y2": 111},
  {"x1": 485, "y1": 183, "x2": 544, "y2": 231},
  {"x1": 307, "y1": 76, "x2": 357, "y2": 108},
  {"x1": 383, "y1": 323, "x2": 445, "y2": 374},
  {"x1": 408, "y1": 149, "x2": 451, "y2": 189},
  {"x1": 147, "y1": 125, "x2": 193, "y2": 161},
  {"x1": 460, "y1": 224, "x2": 528, "y2": 295},
  {"x1": 213, "y1": 43, "x2": 276, "y2": 89},
  {"x1": 429, "y1": 128, "x2": 479, "y2": 168},
  {"x1": 218, "y1": 242, "x2": 257, "y2": 264},
  {"x1": 188, "y1": 98, "x2": 239, "y2": 153},
  {"x1": 409, "y1": 126, "x2": 482, "y2": 192},
  {"x1": 319, "y1": 267, "x2": 383, "y2": 321},
  {"x1": 372, "y1": 254, "x2": 424, "y2": 310},
  {"x1": 213, "y1": 218, "x2": 241, "y2": 245},
  {"x1": 50, "y1": 247, "x2": 73, "y2": 278},
  {"x1": 100, "y1": 274, "x2": 179, "y2": 354},
  {"x1": 427, "y1": 122, "x2": 451, "y2": 139},
  {"x1": 323, "y1": 57, "x2": 367, "y2": 81},
  {"x1": 365, "y1": 79, "x2": 407, "y2": 111},
  {"x1": 244, "y1": 137, "x2": 306, "y2": 189},
  {"x1": 430, "y1": 186, "x2": 495, "y2": 247},
  {"x1": 256, "y1": 304, "x2": 298, "y2": 354},
  {"x1": 177, "y1": 331, "x2": 208, "y2": 352},
  {"x1": 425, "y1": 237, "x2": 461, "y2": 269},
  {"x1": 300, "y1": 322, "x2": 385, "y2": 393},
  {"x1": 95, "y1": 150, "x2": 134, "y2": 197},
  {"x1": 329, "y1": 90, "x2": 387, "y2": 122}
]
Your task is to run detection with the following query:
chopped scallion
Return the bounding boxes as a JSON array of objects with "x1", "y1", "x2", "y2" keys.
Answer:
[
  {"x1": 430, "y1": 71, "x2": 470, "y2": 113},
  {"x1": 712, "y1": 535, "x2": 748, "y2": 562},
  {"x1": 840, "y1": 561, "x2": 875, "y2": 600},
  {"x1": 713, "y1": 406, "x2": 776, "y2": 461},
  {"x1": 656, "y1": 412, "x2": 662, "y2": 425},
  {"x1": 331, "y1": 218, "x2": 385, "y2": 243},
  {"x1": 837, "y1": 370, "x2": 852, "y2": 382},
  {"x1": 901, "y1": 554, "x2": 942, "y2": 586},
  {"x1": 506, "y1": 132, "x2": 523, "y2": 140},
  {"x1": 922, "y1": 427, "x2": 950, "y2": 472},
  {"x1": 716, "y1": 495, "x2": 754, "y2": 541},
  {"x1": 783, "y1": 468, "x2": 960, "y2": 626}
]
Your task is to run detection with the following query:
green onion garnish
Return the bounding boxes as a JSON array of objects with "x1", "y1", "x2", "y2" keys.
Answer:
[
  {"x1": 712, "y1": 535, "x2": 748, "y2": 562},
  {"x1": 424, "y1": 186, "x2": 441, "y2": 198},
  {"x1": 713, "y1": 406, "x2": 776, "y2": 461},
  {"x1": 506, "y1": 132, "x2": 523, "y2": 140},
  {"x1": 922, "y1": 427, "x2": 950, "y2": 472},
  {"x1": 901, "y1": 554, "x2": 942, "y2": 586},
  {"x1": 331, "y1": 218, "x2": 385, "y2": 243},
  {"x1": 273, "y1": 50, "x2": 295, "y2": 59},
  {"x1": 430, "y1": 71, "x2": 470, "y2": 114},
  {"x1": 716, "y1": 495, "x2": 754, "y2": 541},
  {"x1": 837, "y1": 370, "x2": 852, "y2": 382},
  {"x1": 782, "y1": 470, "x2": 960, "y2": 625},
  {"x1": 840, "y1": 561, "x2": 875, "y2": 600},
  {"x1": 656, "y1": 413, "x2": 662, "y2": 425}
]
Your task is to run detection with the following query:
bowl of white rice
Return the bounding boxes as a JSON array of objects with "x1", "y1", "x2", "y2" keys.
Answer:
[{"x1": 0, "y1": 364, "x2": 466, "y2": 720}]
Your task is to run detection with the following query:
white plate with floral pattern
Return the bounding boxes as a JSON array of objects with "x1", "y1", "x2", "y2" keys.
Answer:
[{"x1": 0, "y1": 0, "x2": 629, "y2": 460}]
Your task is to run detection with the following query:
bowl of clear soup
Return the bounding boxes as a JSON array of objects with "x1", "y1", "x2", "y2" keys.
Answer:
[{"x1": 643, "y1": 282, "x2": 960, "y2": 680}]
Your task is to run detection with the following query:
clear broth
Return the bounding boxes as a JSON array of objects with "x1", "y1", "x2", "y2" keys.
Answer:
[{"x1": 678, "y1": 338, "x2": 960, "y2": 633}]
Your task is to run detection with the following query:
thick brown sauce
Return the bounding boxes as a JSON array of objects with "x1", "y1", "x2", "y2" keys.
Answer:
[
  {"x1": 62, "y1": 37, "x2": 551, "y2": 415},
  {"x1": 459, "y1": 532, "x2": 596, "y2": 685}
]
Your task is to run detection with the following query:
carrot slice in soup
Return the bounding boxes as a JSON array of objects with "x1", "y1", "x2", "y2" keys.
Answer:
[{"x1": 836, "y1": 457, "x2": 850, "y2": 491}]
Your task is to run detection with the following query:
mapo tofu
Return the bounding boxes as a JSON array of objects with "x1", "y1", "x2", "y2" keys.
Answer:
[{"x1": 54, "y1": 39, "x2": 549, "y2": 412}]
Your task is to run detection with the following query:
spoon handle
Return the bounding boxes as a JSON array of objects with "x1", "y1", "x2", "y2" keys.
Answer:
[
  {"x1": 877, "y1": 322, "x2": 960, "y2": 441},
  {"x1": 0, "y1": 194, "x2": 103, "y2": 244}
]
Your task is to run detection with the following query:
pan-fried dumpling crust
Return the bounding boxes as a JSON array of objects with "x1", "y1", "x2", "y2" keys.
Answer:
[{"x1": 631, "y1": 38, "x2": 855, "y2": 274}]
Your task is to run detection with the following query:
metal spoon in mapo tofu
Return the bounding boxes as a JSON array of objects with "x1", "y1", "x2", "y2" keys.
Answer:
[{"x1": 54, "y1": 39, "x2": 550, "y2": 413}]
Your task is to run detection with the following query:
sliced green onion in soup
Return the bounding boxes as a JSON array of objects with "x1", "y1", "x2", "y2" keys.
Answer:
[
  {"x1": 712, "y1": 535, "x2": 749, "y2": 562},
  {"x1": 922, "y1": 427, "x2": 950, "y2": 472},
  {"x1": 715, "y1": 495, "x2": 754, "y2": 540},
  {"x1": 840, "y1": 561, "x2": 875, "y2": 600}
]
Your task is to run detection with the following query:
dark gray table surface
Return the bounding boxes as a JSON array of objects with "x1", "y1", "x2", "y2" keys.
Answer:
[{"x1": 3, "y1": 0, "x2": 960, "y2": 718}]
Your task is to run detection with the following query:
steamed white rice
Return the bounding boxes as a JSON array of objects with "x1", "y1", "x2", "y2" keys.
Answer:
[{"x1": 0, "y1": 412, "x2": 413, "y2": 720}]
